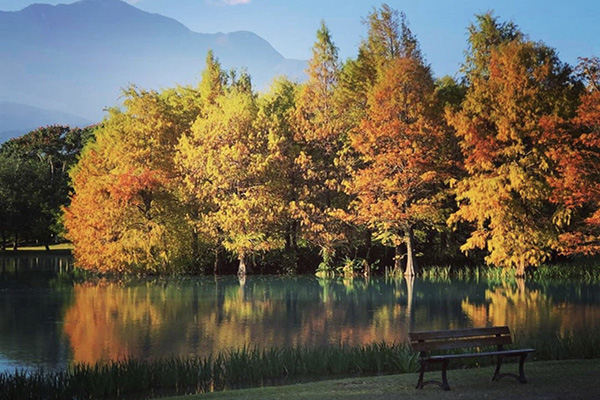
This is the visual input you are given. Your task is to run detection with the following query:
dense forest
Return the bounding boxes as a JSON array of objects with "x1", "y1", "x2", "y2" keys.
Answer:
[{"x1": 2, "y1": 6, "x2": 599, "y2": 277}]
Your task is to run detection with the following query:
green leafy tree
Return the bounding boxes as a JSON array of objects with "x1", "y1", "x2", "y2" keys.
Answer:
[{"x1": 0, "y1": 125, "x2": 93, "y2": 249}]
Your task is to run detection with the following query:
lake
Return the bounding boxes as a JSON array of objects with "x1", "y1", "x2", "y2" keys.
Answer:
[{"x1": 1, "y1": 254, "x2": 600, "y2": 373}]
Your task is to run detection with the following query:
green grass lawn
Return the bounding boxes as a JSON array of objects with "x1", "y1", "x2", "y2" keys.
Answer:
[
  {"x1": 2, "y1": 243, "x2": 73, "y2": 252},
  {"x1": 160, "y1": 359, "x2": 600, "y2": 400}
]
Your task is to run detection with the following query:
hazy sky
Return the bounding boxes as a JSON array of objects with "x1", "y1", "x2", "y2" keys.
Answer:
[{"x1": 2, "y1": 0, "x2": 599, "y2": 78}]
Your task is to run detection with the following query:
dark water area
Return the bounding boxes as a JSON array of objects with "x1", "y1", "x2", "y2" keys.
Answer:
[{"x1": 1, "y1": 254, "x2": 600, "y2": 373}]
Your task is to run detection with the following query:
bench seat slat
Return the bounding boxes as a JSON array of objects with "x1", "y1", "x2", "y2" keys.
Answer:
[
  {"x1": 411, "y1": 335, "x2": 512, "y2": 352},
  {"x1": 423, "y1": 348, "x2": 536, "y2": 361},
  {"x1": 409, "y1": 326, "x2": 510, "y2": 341}
]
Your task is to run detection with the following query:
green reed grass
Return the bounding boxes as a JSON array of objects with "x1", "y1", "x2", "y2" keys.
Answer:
[
  {"x1": 530, "y1": 259, "x2": 600, "y2": 282},
  {"x1": 0, "y1": 342, "x2": 417, "y2": 400},
  {"x1": 2, "y1": 330, "x2": 600, "y2": 400},
  {"x1": 417, "y1": 260, "x2": 600, "y2": 283}
]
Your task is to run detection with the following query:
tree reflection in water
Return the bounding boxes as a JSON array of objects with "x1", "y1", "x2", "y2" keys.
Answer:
[{"x1": 1, "y1": 261, "x2": 600, "y2": 371}]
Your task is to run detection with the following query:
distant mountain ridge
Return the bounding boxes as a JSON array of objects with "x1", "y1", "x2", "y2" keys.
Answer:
[
  {"x1": 0, "y1": 0, "x2": 306, "y2": 141},
  {"x1": 0, "y1": 102, "x2": 92, "y2": 144}
]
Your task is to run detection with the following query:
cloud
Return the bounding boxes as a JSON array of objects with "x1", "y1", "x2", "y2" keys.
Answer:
[{"x1": 207, "y1": 0, "x2": 252, "y2": 6}]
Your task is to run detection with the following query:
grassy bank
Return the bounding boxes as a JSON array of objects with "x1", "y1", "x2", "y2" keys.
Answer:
[
  {"x1": 1, "y1": 243, "x2": 73, "y2": 253},
  {"x1": 163, "y1": 359, "x2": 600, "y2": 400}
]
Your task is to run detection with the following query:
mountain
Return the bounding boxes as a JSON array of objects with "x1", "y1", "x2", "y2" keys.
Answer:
[
  {"x1": 0, "y1": 0, "x2": 306, "y2": 139},
  {"x1": 0, "y1": 102, "x2": 92, "y2": 144}
]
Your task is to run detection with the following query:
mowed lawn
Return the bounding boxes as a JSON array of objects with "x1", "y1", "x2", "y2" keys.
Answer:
[
  {"x1": 162, "y1": 359, "x2": 600, "y2": 400},
  {"x1": 2, "y1": 243, "x2": 73, "y2": 252}
]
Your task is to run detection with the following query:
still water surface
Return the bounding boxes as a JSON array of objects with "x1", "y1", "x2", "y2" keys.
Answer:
[{"x1": 1, "y1": 254, "x2": 600, "y2": 372}]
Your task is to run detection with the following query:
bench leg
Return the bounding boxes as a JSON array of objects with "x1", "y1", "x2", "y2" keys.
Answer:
[
  {"x1": 441, "y1": 359, "x2": 451, "y2": 391},
  {"x1": 491, "y1": 352, "x2": 529, "y2": 384},
  {"x1": 518, "y1": 353, "x2": 528, "y2": 383},
  {"x1": 416, "y1": 360, "x2": 426, "y2": 389},
  {"x1": 492, "y1": 355, "x2": 503, "y2": 381}
]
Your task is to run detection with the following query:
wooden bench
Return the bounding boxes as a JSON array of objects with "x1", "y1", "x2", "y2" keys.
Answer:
[{"x1": 409, "y1": 326, "x2": 535, "y2": 391}]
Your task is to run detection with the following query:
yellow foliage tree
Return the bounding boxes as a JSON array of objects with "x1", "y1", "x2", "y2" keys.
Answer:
[
  {"x1": 177, "y1": 73, "x2": 284, "y2": 276},
  {"x1": 292, "y1": 22, "x2": 350, "y2": 268}
]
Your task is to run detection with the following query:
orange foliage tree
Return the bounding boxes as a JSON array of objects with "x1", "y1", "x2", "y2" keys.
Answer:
[
  {"x1": 349, "y1": 57, "x2": 447, "y2": 276},
  {"x1": 448, "y1": 14, "x2": 581, "y2": 276},
  {"x1": 543, "y1": 57, "x2": 600, "y2": 256},
  {"x1": 64, "y1": 87, "x2": 197, "y2": 273}
]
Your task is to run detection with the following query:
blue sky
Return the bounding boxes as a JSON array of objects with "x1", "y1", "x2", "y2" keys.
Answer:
[{"x1": 2, "y1": 0, "x2": 599, "y2": 78}]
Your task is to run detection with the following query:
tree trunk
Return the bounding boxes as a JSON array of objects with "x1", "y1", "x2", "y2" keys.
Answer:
[
  {"x1": 237, "y1": 253, "x2": 247, "y2": 277},
  {"x1": 191, "y1": 230, "x2": 199, "y2": 266},
  {"x1": 364, "y1": 229, "x2": 373, "y2": 265},
  {"x1": 213, "y1": 245, "x2": 223, "y2": 275},
  {"x1": 362, "y1": 259, "x2": 371, "y2": 277},
  {"x1": 284, "y1": 224, "x2": 298, "y2": 274},
  {"x1": 404, "y1": 227, "x2": 417, "y2": 277},
  {"x1": 394, "y1": 244, "x2": 402, "y2": 275},
  {"x1": 516, "y1": 258, "x2": 526, "y2": 278},
  {"x1": 12, "y1": 232, "x2": 18, "y2": 251},
  {"x1": 516, "y1": 276, "x2": 525, "y2": 292}
]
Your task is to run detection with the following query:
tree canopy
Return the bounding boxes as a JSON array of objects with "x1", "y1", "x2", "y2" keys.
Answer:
[{"x1": 50, "y1": 6, "x2": 600, "y2": 276}]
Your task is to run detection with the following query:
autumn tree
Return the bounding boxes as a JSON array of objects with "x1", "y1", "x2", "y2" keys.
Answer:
[
  {"x1": 543, "y1": 57, "x2": 600, "y2": 256},
  {"x1": 339, "y1": 4, "x2": 423, "y2": 123},
  {"x1": 448, "y1": 14, "x2": 581, "y2": 276},
  {"x1": 199, "y1": 50, "x2": 225, "y2": 106},
  {"x1": 177, "y1": 67, "x2": 284, "y2": 276},
  {"x1": 65, "y1": 87, "x2": 196, "y2": 273},
  {"x1": 349, "y1": 55, "x2": 447, "y2": 276},
  {"x1": 254, "y1": 77, "x2": 302, "y2": 272},
  {"x1": 293, "y1": 21, "x2": 350, "y2": 268}
]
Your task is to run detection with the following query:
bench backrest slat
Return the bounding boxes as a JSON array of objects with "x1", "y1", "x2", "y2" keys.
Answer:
[
  {"x1": 409, "y1": 326, "x2": 510, "y2": 341},
  {"x1": 410, "y1": 335, "x2": 512, "y2": 352},
  {"x1": 409, "y1": 326, "x2": 513, "y2": 353}
]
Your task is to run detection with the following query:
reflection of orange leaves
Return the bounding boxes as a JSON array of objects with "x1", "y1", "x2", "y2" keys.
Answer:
[{"x1": 64, "y1": 284, "x2": 138, "y2": 364}]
